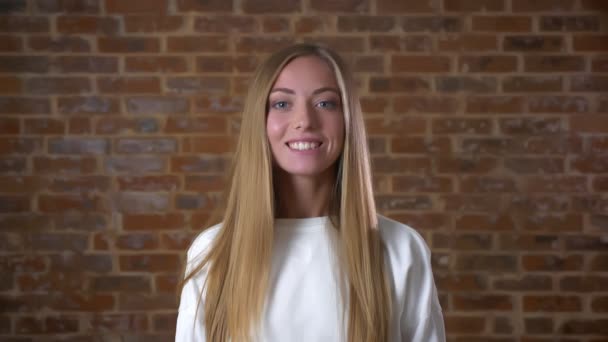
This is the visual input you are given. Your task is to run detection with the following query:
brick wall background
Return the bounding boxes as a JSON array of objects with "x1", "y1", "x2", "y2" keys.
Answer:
[{"x1": 1, "y1": 0, "x2": 607, "y2": 340}]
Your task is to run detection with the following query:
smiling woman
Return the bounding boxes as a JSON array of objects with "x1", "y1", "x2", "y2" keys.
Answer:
[{"x1": 175, "y1": 44, "x2": 445, "y2": 342}]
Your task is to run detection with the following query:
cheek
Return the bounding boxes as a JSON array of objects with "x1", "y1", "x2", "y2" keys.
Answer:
[{"x1": 266, "y1": 114, "x2": 286, "y2": 145}]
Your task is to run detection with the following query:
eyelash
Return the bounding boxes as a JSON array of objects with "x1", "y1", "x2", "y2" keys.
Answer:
[{"x1": 270, "y1": 100, "x2": 340, "y2": 110}]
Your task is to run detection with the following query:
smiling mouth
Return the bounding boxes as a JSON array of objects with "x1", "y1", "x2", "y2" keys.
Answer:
[{"x1": 285, "y1": 141, "x2": 323, "y2": 151}]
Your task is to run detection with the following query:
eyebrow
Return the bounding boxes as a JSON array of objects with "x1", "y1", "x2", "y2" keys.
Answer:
[{"x1": 269, "y1": 87, "x2": 340, "y2": 96}]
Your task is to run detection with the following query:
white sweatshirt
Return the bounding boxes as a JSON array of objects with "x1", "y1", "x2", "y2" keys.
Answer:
[{"x1": 175, "y1": 215, "x2": 445, "y2": 342}]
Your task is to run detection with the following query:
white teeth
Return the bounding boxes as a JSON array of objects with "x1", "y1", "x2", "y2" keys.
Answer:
[{"x1": 288, "y1": 141, "x2": 320, "y2": 151}]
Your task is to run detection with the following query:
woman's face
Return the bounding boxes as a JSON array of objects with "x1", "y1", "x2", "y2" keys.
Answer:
[{"x1": 266, "y1": 55, "x2": 345, "y2": 178}]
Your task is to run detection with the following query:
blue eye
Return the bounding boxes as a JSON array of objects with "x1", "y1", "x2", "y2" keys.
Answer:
[
  {"x1": 272, "y1": 101, "x2": 289, "y2": 110},
  {"x1": 317, "y1": 100, "x2": 338, "y2": 109}
]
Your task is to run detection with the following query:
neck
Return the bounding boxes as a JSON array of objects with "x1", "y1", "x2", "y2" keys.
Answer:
[{"x1": 273, "y1": 166, "x2": 337, "y2": 219}]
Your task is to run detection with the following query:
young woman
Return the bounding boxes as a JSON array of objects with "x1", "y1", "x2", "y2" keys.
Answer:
[{"x1": 175, "y1": 44, "x2": 445, "y2": 342}]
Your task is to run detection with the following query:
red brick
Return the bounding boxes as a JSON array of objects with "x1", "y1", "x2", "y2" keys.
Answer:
[
  {"x1": 23, "y1": 118, "x2": 65, "y2": 135},
  {"x1": 504, "y1": 158, "x2": 564, "y2": 174},
  {"x1": 504, "y1": 36, "x2": 564, "y2": 52},
  {"x1": 560, "y1": 276, "x2": 608, "y2": 292},
  {"x1": 0, "y1": 76, "x2": 21, "y2": 94},
  {"x1": 512, "y1": 0, "x2": 575, "y2": 12},
  {"x1": 155, "y1": 274, "x2": 179, "y2": 292},
  {"x1": 97, "y1": 77, "x2": 161, "y2": 94},
  {"x1": 377, "y1": 0, "x2": 435, "y2": 13},
  {"x1": 581, "y1": 0, "x2": 608, "y2": 10},
  {"x1": 445, "y1": 315, "x2": 486, "y2": 334},
  {"x1": 184, "y1": 175, "x2": 225, "y2": 192},
  {"x1": 0, "y1": 35, "x2": 22, "y2": 52},
  {"x1": 472, "y1": 15, "x2": 532, "y2": 32},
  {"x1": 444, "y1": 0, "x2": 504, "y2": 11},
  {"x1": 153, "y1": 312, "x2": 177, "y2": 332},
  {"x1": 459, "y1": 55, "x2": 518, "y2": 72},
  {"x1": 261, "y1": 17, "x2": 290, "y2": 33},
  {"x1": 0, "y1": 16, "x2": 50, "y2": 33},
  {"x1": 33, "y1": 156, "x2": 97, "y2": 174},
  {"x1": 182, "y1": 136, "x2": 235, "y2": 154},
  {"x1": 592, "y1": 297, "x2": 608, "y2": 312},
  {"x1": 365, "y1": 117, "x2": 426, "y2": 135},
  {"x1": 454, "y1": 214, "x2": 515, "y2": 231},
  {"x1": 503, "y1": 76, "x2": 563, "y2": 92},
  {"x1": 235, "y1": 36, "x2": 294, "y2": 53},
  {"x1": 38, "y1": 194, "x2": 103, "y2": 212},
  {"x1": 573, "y1": 35, "x2": 608, "y2": 52},
  {"x1": 453, "y1": 294, "x2": 513, "y2": 311},
  {"x1": 524, "y1": 176, "x2": 587, "y2": 193},
  {"x1": 57, "y1": 16, "x2": 119, "y2": 34},
  {"x1": 541, "y1": 16, "x2": 600, "y2": 31},
  {"x1": 455, "y1": 254, "x2": 517, "y2": 272},
  {"x1": 18, "y1": 272, "x2": 85, "y2": 291},
  {"x1": 391, "y1": 137, "x2": 452, "y2": 154},
  {"x1": 523, "y1": 255, "x2": 583, "y2": 271},
  {"x1": 25, "y1": 77, "x2": 91, "y2": 95},
  {"x1": 522, "y1": 214, "x2": 582, "y2": 232},
  {"x1": 0, "y1": 195, "x2": 31, "y2": 212},
  {"x1": 176, "y1": 0, "x2": 232, "y2": 12},
  {"x1": 123, "y1": 213, "x2": 186, "y2": 231},
  {"x1": 242, "y1": 0, "x2": 300, "y2": 13},
  {"x1": 0, "y1": 118, "x2": 19, "y2": 134},
  {"x1": 161, "y1": 231, "x2": 197, "y2": 249},
  {"x1": 95, "y1": 117, "x2": 159, "y2": 135},
  {"x1": 58, "y1": 97, "x2": 120, "y2": 115},
  {"x1": 499, "y1": 234, "x2": 559, "y2": 251},
  {"x1": 466, "y1": 96, "x2": 523, "y2": 113},
  {"x1": 98, "y1": 37, "x2": 160, "y2": 53},
  {"x1": 311, "y1": 0, "x2": 368, "y2": 12},
  {"x1": 91, "y1": 275, "x2": 151, "y2": 292},
  {"x1": 571, "y1": 75, "x2": 608, "y2": 92},
  {"x1": 115, "y1": 233, "x2": 159, "y2": 250},
  {"x1": 119, "y1": 254, "x2": 180, "y2": 272},
  {"x1": 495, "y1": 275, "x2": 553, "y2": 291},
  {"x1": 391, "y1": 55, "x2": 451, "y2": 73},
  {"x1": 170, "y1": 155, "x2": 228, "y2": 173},
  {"x1": 393, "y1": 175, "x2": 453, "y2": 193},
  {"x1": 0, "y1": 176, "x2": 44, "y2": 193},
  {"x1": 35, "y1": 0, "x2": 100, "y2": 13},
  {"x1": 338, "y1": 16, "x2": 394, "y2": 32},
  {"x1": 50, "y1": 293, "x2": 115, "y2": 311},
  {"x1": 29, "y1": 36, "x2": 90, "y2": 52},
  {"x1": 375, "y1": 194, "x2": 432, "y2": 210},
  {"x1": 167, "y1": 36, "x2": 228, "y2": 53},
  {"x1": 0, "y1": 97, "x2": 51, "y2": 114},
  {"x1": 68, "y1": 117, "x2": 91, "y2": 134},
  {"x1": 194, "y1": 16, "x2": 257, "y2": 33},
  {"x1": 106, "y1": 0, "x2": 168, "y2": 13},
  {"x1": 124, "y1": 15, "x2": 183, "y2": 32},
  {"x1": 499, "y1": 118, "x2": 562, "y2": 135},
  {"x1": 369, "y1": 76, "x2": 431, "y2": 93},
  {"x1": 53, "y1": 56, "x2": 118, "y2": 73},
  {"x1": 294, "y1": 16, "x2": 330, "y2": 34},
  {"x1": 0, "y1": 55, "x2": 50, "y2": 73},
  {"x1": 117, "y1": 175, "x2": 180, "y2": 191},
  {"x1": 438, "y1": 34, "x2": 497, "y2": 51},
  {"x1": 50, "y1": 176, "x2": 110, "y2": 193},
  {"x1": 524, "y1": 295, "x2": 581, "y2": 312},
  {"x1": 432, "y1": 118, "x2": 492, "y2": 134},
  {"x1": 529, "y1": 96, "x2": 589, "y2": 113},
  {"x1": 125, "y1": 56, "x2": 188, "y2": 73},
  {"x1": 525, "y1": 317, "x2": 554, "y2": 334},
  {"x1": 0, "y1": 137, "x2": 42, "y2": 154}
]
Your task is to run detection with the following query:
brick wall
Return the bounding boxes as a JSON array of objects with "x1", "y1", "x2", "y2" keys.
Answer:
[{"x1": 1, "y1": 0, "x2": 607, "y2": 340}]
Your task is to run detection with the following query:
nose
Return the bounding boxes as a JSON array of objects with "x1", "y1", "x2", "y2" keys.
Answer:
[{"x1": 293, "y1": 101, "x2": 317, "y2": 130}]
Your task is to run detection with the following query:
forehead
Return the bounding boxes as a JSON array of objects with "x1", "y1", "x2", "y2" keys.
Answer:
[{"x1": 272, "y1": 55, "x2": 339, "y2": 90}]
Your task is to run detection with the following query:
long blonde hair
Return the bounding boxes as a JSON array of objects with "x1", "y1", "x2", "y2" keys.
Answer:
[{"x1": 180, "y1": 43, "x2": 392, "y2": 341}]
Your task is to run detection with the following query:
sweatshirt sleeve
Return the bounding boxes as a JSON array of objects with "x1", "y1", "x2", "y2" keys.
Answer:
[
  {"x1": 400, "y1": 231, "x2": 446, "y2": 342},
  {"x1": 175, "y1": 226, "x2": 220, "y2": 342}
]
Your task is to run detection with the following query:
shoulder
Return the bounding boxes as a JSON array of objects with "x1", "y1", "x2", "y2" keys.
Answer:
[
  {"x1": 376, "y1": 214, "x2": 431, "y2": 264},
  {"x1": 186, "y1": 222, "x2": 222, "y2": 265}
]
